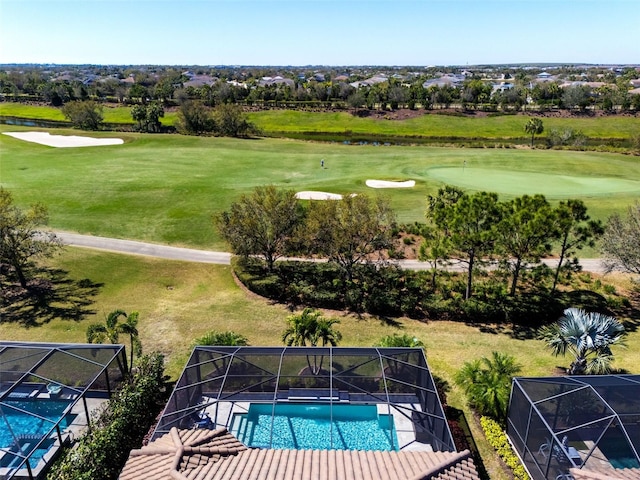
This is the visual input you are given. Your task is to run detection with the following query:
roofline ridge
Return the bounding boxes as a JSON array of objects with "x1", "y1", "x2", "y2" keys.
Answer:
[
  {"x1": 129, "y1": 446, "x2": 177, "y2": 456},
  {"x1": 407, "y1": 449, "x2": 472, "y2": 480},
  {"x1": 171, "y1": 445, "x2": 186, "y2": 480},
  {"x1": 184, "y1": 427, "x2": 231, "y2": 447}
]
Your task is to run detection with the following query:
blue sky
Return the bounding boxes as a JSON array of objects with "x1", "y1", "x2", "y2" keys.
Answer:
[{"x1": 1, "y1": 0, "x2": 638, "y2": 66}]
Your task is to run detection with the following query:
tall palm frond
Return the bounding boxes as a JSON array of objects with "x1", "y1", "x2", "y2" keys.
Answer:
[
  {"x1": 540, "y1": 307, "x2": 626, "y2": 375},
  {"x1": 118, "y1": 311, "x2": 141, "y2": 373},
  {"x1": 193, "y1": 330, "x2": 249, "y2": 347},
  {"x1": 86, "y1": 309, "x2": 141, "y2": 374},
  {"x1": 312, "y1": 318, "x2": 342, "y2": 347},
  {"x1": 455, "y1": 353, "x2": 521, "y2": 423},
  {"x1": 375, "y1": 334, "x2": 424, "y2": 348}
]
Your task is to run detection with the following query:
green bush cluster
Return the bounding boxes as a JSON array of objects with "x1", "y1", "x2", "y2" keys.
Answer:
[
  {"x1": 480, "y1": 416, "x2": 530, "y2": 480},
  {"x1": 234, "y1": 258, "x2": 429, "y2": 317},
  {"x1": 233, "y1": 256, "x2": 630, "y2": 325},
  {"x1": 47, "y1": 353, "x2": 167, "y2": 480}
]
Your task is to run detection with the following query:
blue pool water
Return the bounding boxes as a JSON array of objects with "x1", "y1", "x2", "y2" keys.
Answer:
[
  {"x1": 600, "y1": 440, "x2": 640, "y2": 469},
  {"x1": 0, "y1": 399, "x2": 73, "y2": 450},
  {"x1": 232, "y1": 403, "x2": 398, "y2": 451}
]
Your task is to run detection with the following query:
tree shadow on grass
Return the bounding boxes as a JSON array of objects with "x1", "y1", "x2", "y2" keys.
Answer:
[
  {"x1": 1, "y1": 267, "x2": 102, "y2": 327},
  {"x1": 468, "y1": 287, "x2": 640, "y2": 340}
]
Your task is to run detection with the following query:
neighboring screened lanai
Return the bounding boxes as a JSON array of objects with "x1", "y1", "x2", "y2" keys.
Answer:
[
  {"x1": 153, "y1": 346, "x2": 455, "y2": 452},
  {"x1": 0, "y1": 341, "x2": 127, "y2": 480},
  {"x1": 507, "y1": 375, "x2": 640, "y2": 480}
]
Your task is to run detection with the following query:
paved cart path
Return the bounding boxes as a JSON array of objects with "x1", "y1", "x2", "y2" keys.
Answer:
[{"x1": 56, "y1": 232, "x2": 608, "y2": 274}]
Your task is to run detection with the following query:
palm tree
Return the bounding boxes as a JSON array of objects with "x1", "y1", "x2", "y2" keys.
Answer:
[
  {"x1": 282, "y1": 308, "x2": 342, "y2": 347},
  {"x1": 86, "y1": 309, "x2": 127, "y2": 344},
  {"x1": 282, "y1": 308, "x2": 341, "y2": 374},
  {"x1": 86, "y1": 309, "x2": 142, "y2": 374},
  {"x1": 376, "y1": 334, "x2": 424, "y2": 377},
  {"x1": 375, "y1": 333, "x2": 424, "y2": 348},
  {"x1": 312, "y1": 318, "x2": 342, "y2": 347},
  {"x1": 540, "y1": 307, "x2": 626, "y2": 375},
  {"x1": 192, "y1": 330, "x2": 249, "y2": 347},
  {"x1": 524, "y1": 117, "x2": 544, "y2": 148},
  {"x1": 119, "y1": 311, "x2": 142, "y2": 375},
  {"x1": 455, "y1": 351, "x2": 521, "y2": 423}
]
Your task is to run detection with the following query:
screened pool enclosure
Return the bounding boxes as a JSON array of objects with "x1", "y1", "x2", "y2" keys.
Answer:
[
  {"x1": 507, "y1": 375, "x2": 640, "y2": 480},
  {"x1": 0, "y1": 341, "x2": 127, "y2": 480},
  {"x1": 154, "y1": 346, "x2": 455, "y2": 452}
]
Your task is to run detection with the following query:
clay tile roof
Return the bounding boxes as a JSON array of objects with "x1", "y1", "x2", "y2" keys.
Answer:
[{"x1": 119, "y1": 429, "x2": 480, "y2": 480}]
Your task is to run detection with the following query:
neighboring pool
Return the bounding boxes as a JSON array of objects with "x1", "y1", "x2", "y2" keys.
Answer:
[
  {"x1": 231, "y1": 403, "x2": 398, "y2": 451},
  {"x1": 599, "y1": 437, "x2": 640, "y2": 469},
  {"x1": 0, "y1": 399, "x2": 73, "y2": 449}
]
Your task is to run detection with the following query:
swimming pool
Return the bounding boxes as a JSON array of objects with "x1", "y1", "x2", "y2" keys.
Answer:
[
  {"x1": 231, "y1": 403, "x2": 398, "y2": 451},
  {"x1": 599, "y1": 437, "x2": 640, "y2": 469},
  {"x1": 0, "y1": 399, "x2": 73, "y2": 449}
]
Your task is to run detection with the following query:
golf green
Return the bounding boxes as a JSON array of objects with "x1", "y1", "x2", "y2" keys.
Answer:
[{"x1": 426, "y1": 167, "x2": 640, "y2": 198}]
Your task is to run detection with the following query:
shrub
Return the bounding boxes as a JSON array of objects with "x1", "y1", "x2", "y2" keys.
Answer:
[
  {"x1": 193, "y1": 330, "x2": 249, "y2": 346},
  {"x1": 546, "y1": 128, "x2": 587, "y2": 148},
  {"x1": 455, "y1": 352, "x2": 521, "y2": 422},
  {"x1": 61, "y1": 100, "x2": 104, "y2": 130},
  {"x1": 47, "y1": 353, "x2": 167, "y2": 480},
  {"x1": 480, "y1": 416, "x2": 530, "y2": 480}
]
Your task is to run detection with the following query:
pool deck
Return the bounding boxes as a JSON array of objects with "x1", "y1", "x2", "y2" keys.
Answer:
[{"x1": 199, "y1": 398, "x2": 433, "y2": 452}]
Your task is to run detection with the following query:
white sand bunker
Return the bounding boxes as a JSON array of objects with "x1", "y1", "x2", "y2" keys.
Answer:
[
  {"x1": 296, "y1": 191, "x2": 344, "y2": 200},
  {"x1": 366, "y1": 179, "x2": 416, "y2": 188},
  {"x1": 3, "y1": 131, "x2": 124, "y2": 148}
]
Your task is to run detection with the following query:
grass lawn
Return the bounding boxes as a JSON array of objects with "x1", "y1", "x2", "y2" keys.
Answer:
[
  {"x1": 0, "y1": 102, "x2": 178, "y2": 126},
  {"x1": 2, "y1": 125, "x2": 640, "y2": 252},
  {"x1": 1, "y1": 248, "x2": 638, "y2": 479},
  {"x1": 2, "y1": 103, "x2": 639, "y2": 139},
  {"x1": 248, "y1": 109, "x2": 640, "y2": 139}
]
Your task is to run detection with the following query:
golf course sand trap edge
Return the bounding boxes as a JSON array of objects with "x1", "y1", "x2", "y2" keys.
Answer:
[
  {"x1": 295, "y1": 191, "x2": 357, "y2": 200},
  {"x1": 3, "y1": 131, "x2": 124, "y2": 148},
  {"x1": 366, "y1": 179, "x2": 416, "y2": 188}
]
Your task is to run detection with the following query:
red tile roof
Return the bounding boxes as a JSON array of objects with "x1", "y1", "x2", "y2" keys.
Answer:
[{"x1": 119, "y1": 428, "x2": 480, "y2": 480}]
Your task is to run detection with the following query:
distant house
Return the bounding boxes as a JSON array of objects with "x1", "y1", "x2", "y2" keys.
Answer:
[
  {"x1": 492, "y1": 82, "x2": 515, "y2": 94},
  {"x1": 184, "y1": 75, "x2": 218, "y2": 88},
  {"x1": 422, "y1": 74, "x2": 464, "y2": 89},
  {"x1": 350, "y1": 74, "x2": 389, "y2": 88},
  {"x1": 258, "y1": 76, "x2": 295, "y2": 88},
  {"x1": 227, "y1": 80, "x2": 248, "y2": 89},
  {"x1": 558, "y1": 81, "x2": 606, "y2": 89}
]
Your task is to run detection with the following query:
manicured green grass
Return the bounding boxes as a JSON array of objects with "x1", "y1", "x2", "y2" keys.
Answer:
[
  {"x1": 0, "y1": 102, "x2": 177, "y2": 125},
  {"x1": 0, "y1": 103, "x2": 69, "y2": 121},
  {"x1": 248, "y1": 109, "x2": 640, "y2": 139},
  {"x1": 2, "y1": 249, "x2": 638, "y2": 479},
  {"x1": 2, "y1": 103, "x2": 638, "y2": 139},
  {"x1": 428, "y1": 166, "x2": 640, "y2": 197},
  {"x1": 2, "y1": 125, "x2": 639, "y2": 251}
]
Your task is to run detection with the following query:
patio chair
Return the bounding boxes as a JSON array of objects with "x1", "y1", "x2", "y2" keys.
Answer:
[
  {"x1": 193, "y1": 412, "x2": 214, "y2": 429},
  {"x1": 538, "y1": 438, "x2": 552, "y2": 458},
  {"x1": 555, "y1": 474, "x2": 574, "y2": 480}
]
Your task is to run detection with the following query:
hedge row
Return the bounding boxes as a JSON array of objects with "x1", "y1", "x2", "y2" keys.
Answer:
[
  {"x1": 46, "y1": 353, "x2": 167, "y2": 480},
  {"x1": 232, "y1": 258, "x2": 585, "y2": 324},
  {"x1": 480, "y1": 416, "x2": 530, "y2": 480}
]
